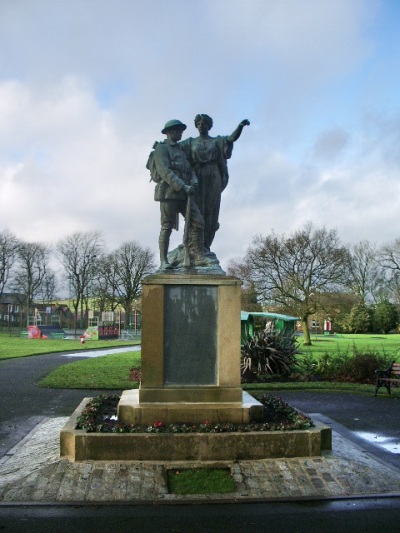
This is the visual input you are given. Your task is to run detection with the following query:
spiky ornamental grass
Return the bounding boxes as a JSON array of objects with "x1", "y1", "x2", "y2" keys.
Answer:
[{"x1": 241, "y1": 329, "x2": 298, "y2": 377}]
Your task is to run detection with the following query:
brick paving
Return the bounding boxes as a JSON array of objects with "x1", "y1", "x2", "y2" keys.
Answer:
[{"x1": 0, "y1": 417, "x2": 399, "y2": 503}]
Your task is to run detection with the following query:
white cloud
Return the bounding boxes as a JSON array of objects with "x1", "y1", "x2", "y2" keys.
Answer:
[{"x1": 0, "y1": 0, "x2": 398, "y2": 274}]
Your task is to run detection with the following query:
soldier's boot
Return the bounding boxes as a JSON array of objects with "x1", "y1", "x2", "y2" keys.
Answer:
[
  {"x1": 159, "y1": 230, "x2": 173, "y2": 270},
  {"x1": 191, "y1": 229, "x2": 216, "y2": 267}
]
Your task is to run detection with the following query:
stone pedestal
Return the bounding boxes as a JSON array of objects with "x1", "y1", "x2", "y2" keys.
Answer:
[{"x1": 118, "y1": 274, "x2": 263, "y2": 425}]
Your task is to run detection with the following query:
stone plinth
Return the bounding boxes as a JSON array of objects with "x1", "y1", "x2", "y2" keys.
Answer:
[
  {"x1": 118, "y1": 389, "x2": 263, "y2": 425},
  {"x1": 61, "y1": 398, "x2": 332, "y2": 462},
  {"x1": 118, "y1": 273, "x2": 263, "y2": 425}
]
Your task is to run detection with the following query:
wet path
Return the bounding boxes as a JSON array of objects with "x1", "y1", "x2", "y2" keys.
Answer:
[
  {"x1": 0, "y1": 347, "x2": 140, "y2": 458},
  {"x1": 266, "y1": 390, "x2": 400, "y2": 469}
]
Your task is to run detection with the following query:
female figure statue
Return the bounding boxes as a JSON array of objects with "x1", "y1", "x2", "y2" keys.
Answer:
[{"x1": 181, "y1": 115, "x2": 250, "y2": 252}]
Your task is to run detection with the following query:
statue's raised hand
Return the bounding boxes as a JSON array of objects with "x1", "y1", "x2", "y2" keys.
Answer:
[{"x1": 240, "y1": 119, "x2": 250, "y2": 127}]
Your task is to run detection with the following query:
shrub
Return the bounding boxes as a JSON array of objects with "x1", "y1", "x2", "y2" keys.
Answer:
[
  {"x1": 294, "y1": 352, "x2": 317, "y2": 375},
  {"x1": 296, "y1": 349, "x2": 394, "y2": 384},
  {"x1": 241, "y1": 329, "x2": 298, "y2": 377},
  {"x1": 336, "y1": 352, "x2": 393, "y2": 384}
]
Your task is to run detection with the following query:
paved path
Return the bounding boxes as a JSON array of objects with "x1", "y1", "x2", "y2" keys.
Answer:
[{"x1": 1, "y1": 416, "x2": 399, "y2": 503}]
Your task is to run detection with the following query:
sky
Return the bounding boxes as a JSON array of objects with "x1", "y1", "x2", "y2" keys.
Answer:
[{"x1": 0, "y1": 0, "x2": 400, "y2": 272}]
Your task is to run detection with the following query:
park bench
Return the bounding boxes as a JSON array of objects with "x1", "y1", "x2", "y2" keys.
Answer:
[{"x1": 374, "y1": 361, "x2": 400, "y2": 396}]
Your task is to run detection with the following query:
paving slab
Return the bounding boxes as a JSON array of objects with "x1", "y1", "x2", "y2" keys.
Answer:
[{"x1": 0, "y1": 417, "x2": 399, "y2": 503}]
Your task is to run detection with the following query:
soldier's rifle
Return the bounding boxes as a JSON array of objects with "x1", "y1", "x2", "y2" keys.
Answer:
[{"x1": 183, "y1": 194, "x2": 191, "y2": 268}]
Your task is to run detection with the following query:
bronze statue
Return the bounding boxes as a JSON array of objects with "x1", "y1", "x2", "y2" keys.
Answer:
[
  {"x1": 148, "y1": 119, "x2": 213, "y2": 271},
  {"x1": 181, "y1": 115, "x2": 250, "y2": 251}
]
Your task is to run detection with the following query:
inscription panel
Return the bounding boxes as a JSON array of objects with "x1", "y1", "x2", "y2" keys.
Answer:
[{"x1": 164, "y1": 285, "x2": 217, "y2": 385}]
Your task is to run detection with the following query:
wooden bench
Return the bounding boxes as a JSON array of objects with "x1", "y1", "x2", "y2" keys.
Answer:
[{"x1": 375, "y1": 361, "x2": 400, "y2": 396}]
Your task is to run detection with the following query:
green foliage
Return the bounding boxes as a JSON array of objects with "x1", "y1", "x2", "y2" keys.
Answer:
[
  {"x1": 241, "y1": 329, "x2": 298, "y2": 377},
  {"x1": 371, "y1": 300, "x2": 399, "y2": 334},
  {"x1": 297, "y1": 348, "x2": 393, "y2": 384},
  {"x1": 343, "y1": 303, "x2": 371, "y2": 333},
  {"x1": 76, "y1": 394, "x2": 121, "y2": 432},
  {"x1": 295, "y1": 352, "x2": 318, "y2": 375},
  {"x1": 256, "y1": 395, "x2": 313, "y2": 430},
  {"x1": 337, "y1": 352, "x2": 393, "y2": 383}
]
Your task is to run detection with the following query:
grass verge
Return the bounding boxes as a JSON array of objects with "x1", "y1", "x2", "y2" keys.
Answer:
[
  {"x1": 37, "y1": 350, "x2": 400, "y2": 397},
  {"x1": 299, "y1": 333, "x2": 400, "y2": 360},
  {"x1": 0, "y1": 335, "x2": 139, "y2": 360},
  {"x1": 167, "y1": 468, "x2": 236, "y2": 495},
  {"x1": 38, "y1": 351, "x2": 141, "y2": 389},
  {"x1": 242, "y1": 382, "x2": 375, "y2": 393}
]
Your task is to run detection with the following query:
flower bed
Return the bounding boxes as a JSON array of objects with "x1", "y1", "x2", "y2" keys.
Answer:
[{"x1": 75, "y1": 394, "x2": 314, "y2": 433}]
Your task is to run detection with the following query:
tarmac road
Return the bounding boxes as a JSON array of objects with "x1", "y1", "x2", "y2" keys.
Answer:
[
  {"x1": 1, "y1": 498, "x2": 400, "y2": 532},
  {"x1": 270, "y1": 390, "x2": 400, "y2": 469}
]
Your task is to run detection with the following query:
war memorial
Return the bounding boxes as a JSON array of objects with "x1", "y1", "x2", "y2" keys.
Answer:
[{"x1": 60, "y1": 116, "x2": 331, "y2": 461}]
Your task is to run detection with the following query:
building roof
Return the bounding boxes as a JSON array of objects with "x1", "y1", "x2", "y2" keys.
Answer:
[
  {"x1": 0, "y1": 292, "x2": 25, "y2": 304},
  {"x1": 241, "y1": 311, "x2": 299, "y2": 322}
]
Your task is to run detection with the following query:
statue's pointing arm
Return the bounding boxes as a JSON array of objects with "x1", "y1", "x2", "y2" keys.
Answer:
[{"x1": 227, "y1": 119, "x2": 250, "y2": 142}]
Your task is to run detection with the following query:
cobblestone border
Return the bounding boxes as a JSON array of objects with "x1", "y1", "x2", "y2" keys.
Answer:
[{"x1": 1, "y1": 417, "x2": 400, "y2": 502}]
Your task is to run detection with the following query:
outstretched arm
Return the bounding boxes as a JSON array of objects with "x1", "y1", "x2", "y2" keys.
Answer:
[{"x1": 228, "y1": 119, "x2": 250, "y2": 142}]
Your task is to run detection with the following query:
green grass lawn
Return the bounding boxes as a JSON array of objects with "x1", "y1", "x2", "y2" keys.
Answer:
[
  {"x1": 38, "y1": 351, "x2": 141, "y2": 389},
  {"x1": 242, "y1": 382, "x2": 377, "y2": 393},
  {"x1": 299, "y1": 333, "x2": 400, "y2": 360},
  {"x1": 0, "y1": 334, "x2": 140, "y2": 360}
]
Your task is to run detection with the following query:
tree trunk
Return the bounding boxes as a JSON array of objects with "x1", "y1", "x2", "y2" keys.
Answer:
[
  {"x1": 302, "y1": 318, "x2": 312, "y2": 345},
  {"x1": 125, "y1": 303, "x2": 132, "y2": 330}
]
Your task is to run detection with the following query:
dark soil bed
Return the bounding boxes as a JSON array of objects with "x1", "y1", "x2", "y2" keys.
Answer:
[{"x1": 76, "y1": 394, "x2": 314, "y2": 434}]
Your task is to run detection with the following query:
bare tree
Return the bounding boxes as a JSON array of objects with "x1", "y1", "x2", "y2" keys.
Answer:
[
  {"x1": 243, "y1": 223, "x2": 350, "y2": 345},
  {"x1": 93, "y1": 254, "x2": 120, "y2": 314},
  {"x1": 103, "y1": 241, "x2": 155, "y2": 328},
  {"x1": 0, "y1": 229, "x2": 19, "y2": 298},
  {"x1": 38, "y1": 270, "x2": 58, "y2": 304},
  {"x1": 227, "y1": 257, "x2": 262, "y2": 311},
  {"x1": 386, "y1": 271, "x2": 400, "y2": 305},
  {"x1": 56, "y1": 231, "x2": 104, "y2": 332},
  {"x1": 11, "y1": 241, "x2": 51, "y2": 327},
  {"x1": 378, "y1": 237, "x2": 400, "y2": 306},
  {"x1": 346, "y1": 241, "x2": 382, "y2": 304},
  {"x1": 380, "y1": 238, "x2": 400, "y2": 272}
]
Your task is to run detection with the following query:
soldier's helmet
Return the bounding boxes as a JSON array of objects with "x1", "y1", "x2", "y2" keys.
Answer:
[{"x1": 161, "y1": 119, "x2": 187, "y2": 134}]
